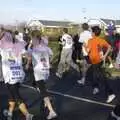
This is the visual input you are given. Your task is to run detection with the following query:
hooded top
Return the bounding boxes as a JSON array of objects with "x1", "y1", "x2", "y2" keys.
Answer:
[
  {"x1": 0, "y1": 32, "x2": 13, "y2": 49},
  {"x1": 0, "y1": 32, "x2": 26, "y2": 57}
]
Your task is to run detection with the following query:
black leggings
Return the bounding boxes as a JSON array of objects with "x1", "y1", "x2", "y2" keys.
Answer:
[
  {"x1": 6, "y1": 83, "x2": 23, "y2": 103},
  {"x1": 87, "y1": 63, "x2": 113, "y2": 96},
  {"x1": 35, "y1": 80, "x2": 49, "y2": 98},
  {"x1": 72, "y1": 43, "x2": 83, "y2": 64}
]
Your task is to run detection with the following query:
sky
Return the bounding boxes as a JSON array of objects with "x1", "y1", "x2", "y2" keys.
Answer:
[{"x1": 0, "y1": 0, "x2": 120, "y2": 24}]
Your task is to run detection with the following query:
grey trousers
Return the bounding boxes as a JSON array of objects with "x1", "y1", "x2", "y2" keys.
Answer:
[
  {"x1": 80, "y1": 58, "x2": 90, "y2": 78},
  {"x1": 57, "y1": 48, "x2": 79, "y2": 75}
]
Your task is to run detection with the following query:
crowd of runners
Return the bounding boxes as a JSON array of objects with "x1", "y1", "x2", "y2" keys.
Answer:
[{"x1": 0, "y1": 22, "x2": 120, "y2": 120}]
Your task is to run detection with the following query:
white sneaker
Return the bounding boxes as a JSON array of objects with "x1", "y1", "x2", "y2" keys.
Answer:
[
  {"x1": 7, "y1": 116, "x2": 12, "y2": 120},
  {"x1": 111, "y1": 111, "x2": 120, "y2": 120},
  {"x1": 93, "y1": 88, "x2": 99, "y2": 95},
  {"x1": 3, "y1": 109, "x2": 12, "y2": 120},
  {"x1": 106, "y1": 94, "x2": 116, "y2": 103},
  {"x1": 47, "y1": 111, "x2": 57, "y2": 120},
  {"x1": 36, "y1": 87, "x2": 40, "y2": 93},
  {"x1": 109, "y1": 64, "x2": 114, "y2": 68},
  {"x1": 77, "y1": 77, "x2": 85, "y2": 85},
  {"x1": 56, "y1": 72, "x2": 62, "y2": 78},
  {"x1": 26, "y1": 114, "x2": 34, "y2": 120},
  {"x1": 76, "y1": 59, "x2": 81, "y2": 63}
]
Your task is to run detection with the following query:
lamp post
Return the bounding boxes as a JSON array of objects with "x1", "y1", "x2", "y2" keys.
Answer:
[
  {"x1": 15, "y1": 20, "x2": 18, "y2": 30},
  {"x1": 82, "y1": 8, "x2": 87, "y2": 23}
]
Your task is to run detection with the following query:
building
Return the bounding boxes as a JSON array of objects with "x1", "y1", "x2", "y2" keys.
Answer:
[
  {"x1": 27, "y1": 20, "x2": 79, "y2": 34},
  {"x1": 87, "y1": 18, "x2": 120, "y2": 33}
]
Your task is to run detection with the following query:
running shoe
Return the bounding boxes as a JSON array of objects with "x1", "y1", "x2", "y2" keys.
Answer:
[
  {"x1": 106, "y1": 94, "x2": 116, "y2": 103},
  {"x1": 47, "y1": 111, "x2": 57, "y2": 120}
]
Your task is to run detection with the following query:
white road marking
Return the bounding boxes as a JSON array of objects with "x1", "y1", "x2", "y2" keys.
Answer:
[{"x1": 21, "y1": 84, "x2": 115, "y2": 108}]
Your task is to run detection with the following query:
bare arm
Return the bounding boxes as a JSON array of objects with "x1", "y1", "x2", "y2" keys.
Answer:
[
  {"x1": 102, "y1": 46, "x2": 111, "y2": 60},
  {"x1": 100, "y1": 39, "x2": 112, "y2": 61},
  {"x1": 0, "y1": 32, "x2": 4, "y2": 40},
  {"x1": 83, "y1": 43, "x2": 90, "y2": 54}
]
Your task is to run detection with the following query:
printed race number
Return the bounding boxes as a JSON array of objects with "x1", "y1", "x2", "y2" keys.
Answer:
[
  {"x1": 10, "y1": 65, "x2": 22, "y2": 80},
  {"x1": 12, "y1": 71, "x2": 20, "y2": 76}
]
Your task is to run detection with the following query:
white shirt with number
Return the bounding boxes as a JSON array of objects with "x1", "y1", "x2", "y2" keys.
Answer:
[
  {"x1": 79, "y1": 30, "x2": 92, "y2": 56},
  {"x1": 31, "y1": 45, "x2": 53, "y2": 81},
  {"x1": 0, "y1": 48, "x2": 25, "y2": 84},
  {"x1": 61, "y1": 33, "x2": 73, "y2": 49}
]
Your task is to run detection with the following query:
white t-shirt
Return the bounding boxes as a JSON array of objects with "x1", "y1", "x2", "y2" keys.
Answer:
[
  {"x1": 61, "y1": 33, "x2": 73, "y2": 49},
  {"x1": 0, "y1": 47, "x2": 25, "y2": 84},
  {"x1": 31, "y1": 45, "x2": 53, "y2": 81},
  {"x1": 79, "y1": 30, "x2": 92, "y2": 56}
]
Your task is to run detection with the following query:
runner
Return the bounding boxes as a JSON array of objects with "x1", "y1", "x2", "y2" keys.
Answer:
[
  {"x1": 114, "y1": 34, "x2": 120, "y2": 69},
  {"x1": 104, "y1": 29, "x2": 114, "y2": 68},
  {"x1": 0, "y1": 29, "x2": 33, "y2": 120},
  {"x1": 72, "y1": 33, "x2": 80, "y2": 64},
  {"x1": 109, "y1": 105, "x2": 120, "y2": 120},
  {"x1": 27, "y1": 33, "x2": 57, "y2": 120},
  {"x1": 85, "y1": 26, "x2": 116, "y2": 103},
  {"x1": 56, "y1": 28, "x2": 79, "y2": 78},
  {"x1": 115, "y1": 50, "x2": 120, "y2": 69},
  {"x1": 77, "y1": 23, "x2": 92, "y2": 85},
  {"x1": 57, "y1": 35, "x2": 62, "y2": 63}
]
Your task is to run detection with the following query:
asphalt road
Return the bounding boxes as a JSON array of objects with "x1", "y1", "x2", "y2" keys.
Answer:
[{"x1": 0, "y1": 69, "x2": 120, "y2": 120}]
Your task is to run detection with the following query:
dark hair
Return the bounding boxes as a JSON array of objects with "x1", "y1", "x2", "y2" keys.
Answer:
[
  {"x1": 115, "y1": 33, "x2": 120, "y2": 40},
  {"x1": 14, "y1": 31, "x2": 19, "y2": 35},
  {"x1": 82, "y1": 23, "x2": 89, "y2": 30},
  {"x1": 24, "y1": 27, "x2": 26, "y2": 31},
  {"x1": 12, "y1": 32, "x2": 16, "y2": 44},
  {"x1": 91, "y1": 26, "x2": 101, "y2": 36},
  {"x1": 63, "y1": 28, "x2": 68, "y2": 33}
]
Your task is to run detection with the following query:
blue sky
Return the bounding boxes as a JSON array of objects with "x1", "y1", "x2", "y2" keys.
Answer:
[{"x1": 0, "y1": 0, "x2": 120, "y2": 24}]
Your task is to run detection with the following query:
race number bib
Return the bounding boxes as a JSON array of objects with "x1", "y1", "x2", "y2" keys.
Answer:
[
  {"x1": 9, "y1": 63, "x2": 23, "y2": 82},
  {"x1": 8, "y1": 54, "x2": 23, "y2": 82},
  {"x1": 66, "y1": 36, "x2": 73, "y2": 45},
  {"x1": 67, "y1": 39, "x2": 72, "y2": 45},
  {"x1": 63, "y1": 38, "x2": 72, "y2": 46},
  {"x1": 1, "y1": 48, "x2": 25, "y2": 83},
  {"x1": 10, "y1": 66, "x2": 21, "y2": 80},
  {"x1": 39, "y1": 53, "x2": 49, "y2": 70}
]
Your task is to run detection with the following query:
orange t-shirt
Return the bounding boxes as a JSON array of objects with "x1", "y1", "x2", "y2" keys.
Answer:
[{"x1": 87, "y1": 36, "x2": 110, "y2": 64}]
